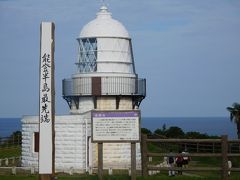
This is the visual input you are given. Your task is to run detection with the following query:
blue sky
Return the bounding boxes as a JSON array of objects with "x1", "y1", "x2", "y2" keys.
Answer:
[{"x1": 0, "y1": 0, "x2": 240, "y2": 118}]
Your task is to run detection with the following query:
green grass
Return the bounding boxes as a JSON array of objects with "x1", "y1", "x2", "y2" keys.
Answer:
[
  {"x1": 0, "y1": 175, "x2": 36, "y2": 180},
  {"x1": 0, "y1": 171, "x2": 240, "y2": 180},
  {"x1": 0, "y1": 175, "x2": 130, "y2": 180},
  {"x1": 0, "y1": 174, "x2": 240, "y2": 180},
  {"x1": 0, "y1": 143, "x2": 239, "y2": 179},
  {"x1": 59, "y1": 175, "x2": 130, "y2": 180},
  {"x1": 0, "y1": 147, "x2": 21, "y2": 159}
]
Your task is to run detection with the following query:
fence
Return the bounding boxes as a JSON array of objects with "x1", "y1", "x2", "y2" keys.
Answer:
[
  {"x1": 0, "y1": 166, "x2": 35, "y2": 175},
  {"x1": 0, "y1": 134, "x2": 21, "y2": 148},
  {"x1": 1, "y1": 133, "x2": 240, "y2": 179},
  {"x1": 0, "y1": 157, "x2": 21, "y2": 167},
  {"x1": 141, "y1": 134, "x2": 240, "y2": 180},
  {"x1": 0, "y1": 134, "x2": 22, "y2": 172}
]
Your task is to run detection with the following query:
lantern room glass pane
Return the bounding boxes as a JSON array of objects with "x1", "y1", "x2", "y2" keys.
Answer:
[{"x1": 77, "y1": 38, "x2": 97, "y2": 73}]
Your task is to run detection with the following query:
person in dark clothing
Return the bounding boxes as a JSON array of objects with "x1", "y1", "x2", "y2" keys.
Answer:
[
  {"x1": 182, "y1": 150, "x2": 191, "y2": 168},
  {"x1": 168, "y1": 149, "x2": 175, "y2": 176},
  {"x1": 175, "y1": 150, "x2": 183, "y2": 175}
]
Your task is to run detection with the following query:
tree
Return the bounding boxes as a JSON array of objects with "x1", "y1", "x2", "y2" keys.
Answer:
[
  {"x1": 185, "y1": 131, "x2": 209, "y2": 139},
  {"x1": 227, "y1": 103, "x2": 240, "y2": 139},
  {"x1": 5, "y1": 131, "x2": 22, "y2": 146},
  {"x1": 141, "y1": 128, "x2": 152, "y2": 135},
  {"x1": 154, "y1": 124, "x2": 167, "y2": 136},
  {"x1": 165, "y1": 126, "x2": 185, "y2": 138},
  {"x1": 154, "y1": 128, "x2": 165, "y2": 136},
  {"x1": 162, "y1": 124, "x2": 166, "y2": 132}
]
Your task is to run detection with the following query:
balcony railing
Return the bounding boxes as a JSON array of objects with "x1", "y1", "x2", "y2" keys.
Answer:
[{"x1": 62, "y1": 76, "x2": 146, "y2": 97}]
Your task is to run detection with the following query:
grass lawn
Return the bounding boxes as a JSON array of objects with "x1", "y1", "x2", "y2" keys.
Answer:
[
  {"x1": 0, "y1": 147, "x2": 21, "y2": 159},
  {"x1": 0, "y1": 175, "x2": 36, "y2": 180},
  {"x1": 1, "y1": 143, "x2": 239, "y2": 179},
  {"x1": 0, "y1": 174, "x2": 240, "y2": 180}
]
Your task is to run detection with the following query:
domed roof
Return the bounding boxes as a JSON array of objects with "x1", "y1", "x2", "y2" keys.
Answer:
[{"x1": 79, "y1": 6, "x2": 130, "y2": 38}]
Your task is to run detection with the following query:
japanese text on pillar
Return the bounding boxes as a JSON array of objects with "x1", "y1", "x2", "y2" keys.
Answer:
[{"x1": 40, "y1": 53, "x2": 51, "y2": 123}]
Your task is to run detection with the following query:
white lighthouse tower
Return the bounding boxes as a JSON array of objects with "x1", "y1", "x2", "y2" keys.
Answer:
[
  {"x1": 62, "y1": 5, "x2": 146, "y2": 170},
  {"x1": 63, "y1": 6, "x2": 145, "y2": 113}
]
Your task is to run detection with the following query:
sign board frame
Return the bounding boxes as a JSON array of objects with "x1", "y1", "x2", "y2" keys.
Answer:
[{"x1": 91, "y1": 110, "x2": 141, "y2": 143}]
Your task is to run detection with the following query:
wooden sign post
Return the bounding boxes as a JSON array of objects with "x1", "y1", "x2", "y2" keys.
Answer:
[{"x1": 39, "y1": 22, "x2": 55, "y2": 180}]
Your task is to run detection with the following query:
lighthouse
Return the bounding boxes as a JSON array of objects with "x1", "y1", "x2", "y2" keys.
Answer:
[
  {"x1": 62, "y1": 5, "x2": 146, "y2": 170},
  {"x1": 21, "y1": 5, "x2": 146, "y2": 173},
  {"x1": 62, "y1": 5, "x2": 146, "y2": 113}
]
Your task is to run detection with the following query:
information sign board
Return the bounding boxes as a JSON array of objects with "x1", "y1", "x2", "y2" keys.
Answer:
[{"x1": 91, "y1": 111, "x2": 140, "y2": 142}]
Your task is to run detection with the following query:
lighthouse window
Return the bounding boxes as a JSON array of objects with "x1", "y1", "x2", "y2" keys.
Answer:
[{"x1": 77, "y1": 38, "x2": 97, "y2": 73}]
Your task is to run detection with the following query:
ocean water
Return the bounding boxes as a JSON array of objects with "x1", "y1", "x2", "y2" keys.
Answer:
[{"x1": 0, "y1": 117, "x2": 237, "y2": 139}]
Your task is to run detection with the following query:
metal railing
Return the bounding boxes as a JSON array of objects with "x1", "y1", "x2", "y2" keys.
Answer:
[{"x1": 62, "y1": 76, "x2": 146, "y2": 97}]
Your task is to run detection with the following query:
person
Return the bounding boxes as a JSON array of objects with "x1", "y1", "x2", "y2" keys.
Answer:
[
  {"x1": 175, "y1": 150, "x2": 183, "y2": 175},
  {"x1": 182, "y1": 149, "x2": 190, "y2": 168},
  {"x1": 168, "y1": 149, "x2": 175, "y2": 176},
  {"x1": 228, "y1": 160, "x2": 232, "y2": 176}
]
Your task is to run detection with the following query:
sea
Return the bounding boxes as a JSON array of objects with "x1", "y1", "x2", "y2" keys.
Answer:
[{"x1": 0, "y1": 117, "x2": 237, "y2": 139}]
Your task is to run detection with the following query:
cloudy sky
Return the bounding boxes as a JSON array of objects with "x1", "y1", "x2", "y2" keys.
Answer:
[{"x1": 0, "y1": 0, "x2": 240, "y2": 118}]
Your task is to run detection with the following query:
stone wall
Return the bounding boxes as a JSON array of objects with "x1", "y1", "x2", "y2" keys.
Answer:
[
  {"x1": 21, "y1": 117, "x2": 39, "y2": 168},
  {"x1": 119, "y1": 97, "x2": 132, "y2": 110},
  {"x1": 97, "y1": 97, "x2": 116, "y2": 110},
  {"x1": 54, "y1": 116, "x2": 88, "y2": 172},
  {"x1": 21, "y1": 115, "x2": 88, "y2": 173}
]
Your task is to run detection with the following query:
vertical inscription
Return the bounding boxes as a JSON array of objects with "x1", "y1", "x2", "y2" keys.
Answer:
[{"x1": 40, "y1": 53, "x2": 51, "y2": 123}]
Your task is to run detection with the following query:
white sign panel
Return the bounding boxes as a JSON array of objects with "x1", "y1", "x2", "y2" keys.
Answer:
[
  {"x1": 92, "y1": 111, "x2": 140, "y2": 142},
  {"x1": 39, "y1": 22, "x2": 54, "y2": 174}
]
